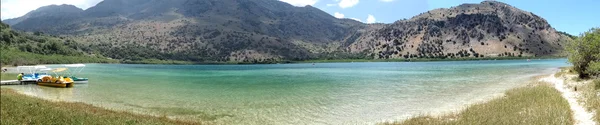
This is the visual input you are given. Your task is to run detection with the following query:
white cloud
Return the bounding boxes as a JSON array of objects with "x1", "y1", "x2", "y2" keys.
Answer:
[
  {"x1": 380, "y1": 0, "x2": 394, "y2": 2},
  {"x1": 326, "y1": 4, "x2": 337, "y2": 7},
  {"x1": 1, "y1": 0, "x2": 102, "y2": 20},
  {"x1": 333, "y1": 12, "x2": 345, "y2": 18},
  {"x1": 279, "y1": 0, "x2": 319, "y2": 7},
  {"x1": 338, "y1": 0, "x2": 359, "y2": 9},
  {"x1": 366, "y1": 14, "x2": 376, "y2": 23}
]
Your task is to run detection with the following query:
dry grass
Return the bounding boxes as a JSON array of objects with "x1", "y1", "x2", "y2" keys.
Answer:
[
  {"x1": 580, "y1": 79, "x2": 600, "y2": 123},
  {"x1": 557, "y1": 67, "x2": 600, "y2": 124},
  {"x1": 0, "y1": 88, "x2": 200, "y2": 125},
  {"x1": 388, "y1": 83, "x2": 573, "y2": 125}
]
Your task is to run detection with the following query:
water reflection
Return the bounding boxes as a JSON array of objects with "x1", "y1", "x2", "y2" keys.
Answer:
[{"x1": 11, "y1": 85, "x2": 74, "y2": 101}]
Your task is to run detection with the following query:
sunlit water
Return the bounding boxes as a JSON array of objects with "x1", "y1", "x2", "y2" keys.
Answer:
[{"x1": 3, "y1": 59, "x2": 569, "y2": 124}]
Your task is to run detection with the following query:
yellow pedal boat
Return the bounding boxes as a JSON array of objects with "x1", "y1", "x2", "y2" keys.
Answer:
[{"x1": 36, "y1": 68, "x2": 74, "y2": 88}]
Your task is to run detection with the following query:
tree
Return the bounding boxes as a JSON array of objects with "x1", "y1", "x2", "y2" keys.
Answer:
[{"x1": 567, "y1": 28, "x2": 600, "y2": 78}]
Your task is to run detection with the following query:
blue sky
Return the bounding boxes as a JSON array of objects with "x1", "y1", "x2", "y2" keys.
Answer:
[
  {"x1": 2, "y1": 0, "x2": 598, "y2": 35},
  {"x1": 307, "y1": 0, "x2": 599, "y2": 35}
]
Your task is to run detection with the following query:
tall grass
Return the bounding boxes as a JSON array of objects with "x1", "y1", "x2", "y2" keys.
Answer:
[
  {"x1": 581, "y1": 79, "x2": 600, "y2": 123},
  {"x1": 389, "y1": 84, "x2": 573, "y2": 125},
  {"x1": 557, "y1": 67, "x2": 600, "y2": 123},
  {"x1": 0, "y1": 88, "x2": 199, "y2": 125}
]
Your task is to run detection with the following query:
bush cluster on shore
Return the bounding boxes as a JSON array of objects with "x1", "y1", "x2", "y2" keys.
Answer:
[
  {"x1": 567, "y1": 28, "x2": 600, "y2": 78},
  {"x1": 1, "y1": 48, "x2": 117, "y2": 66}
]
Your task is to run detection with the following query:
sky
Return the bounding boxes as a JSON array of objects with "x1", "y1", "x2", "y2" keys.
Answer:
[{"x1": 1, "y1": 0, "x2": 598, "y2": 35}]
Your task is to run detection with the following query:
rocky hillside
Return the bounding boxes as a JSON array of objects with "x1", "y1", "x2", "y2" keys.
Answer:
[
  {"x1": 4, "y1": 0, "x2": 571, "y2": 62},
  {"x1": 5, "y1": 0, "x2": 364, "y2": 62},
  {"x1": 349, "y1": 1, "x2": 570, "y2": 59}
]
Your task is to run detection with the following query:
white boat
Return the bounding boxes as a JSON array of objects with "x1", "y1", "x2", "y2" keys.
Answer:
[
  {"x1": 17, "y1": 66, "x2": 51, "y2": 82},
  {"x1": 64, "y1": 64, "x2": 89, "y2": 84}
]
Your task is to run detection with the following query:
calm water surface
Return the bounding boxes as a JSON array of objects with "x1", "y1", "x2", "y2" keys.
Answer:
[{"x1": 4, "y1": 59, "x2": 569, "y2": 124}]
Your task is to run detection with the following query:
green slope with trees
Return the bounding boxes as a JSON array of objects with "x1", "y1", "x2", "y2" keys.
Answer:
[{"x1": 0, "y1": 22, "x2": 117, "y2": 66}]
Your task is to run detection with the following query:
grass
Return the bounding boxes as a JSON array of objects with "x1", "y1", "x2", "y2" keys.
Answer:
[
  {"x1": 580, "y1": 79, "x2": 600, "y2": 123},
  {"x1": 595, "y1": 79, "x2": 600, "y2": 90},
  {"x1": 1, "y1": 73, "x2": 17, "y2": 81},
  {"x1": 388, "y1": 83, "x2": 573, "y2": 125},
  {"x1": 0, "y1": 88, "x2": 199, "y2": 125},
  {"x1": 556, "y1": 67, "x2": 600, "y2": 123}
]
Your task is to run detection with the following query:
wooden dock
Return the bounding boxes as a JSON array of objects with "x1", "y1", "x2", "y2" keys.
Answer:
[{"x1": 1, "y1": 80, "x2": 25, "y2": 85}]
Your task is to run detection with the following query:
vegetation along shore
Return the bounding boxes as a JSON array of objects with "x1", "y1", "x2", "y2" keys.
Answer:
[{"x1": 0, "y1": 88, "x2": 199, "y2": 125}]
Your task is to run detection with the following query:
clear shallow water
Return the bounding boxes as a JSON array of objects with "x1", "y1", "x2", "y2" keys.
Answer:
[{"x1": 4, "y1": 59, "x2": 569, "y2": 124}]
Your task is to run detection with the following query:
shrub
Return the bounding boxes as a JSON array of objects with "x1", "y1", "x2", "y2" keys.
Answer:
[{"x1": 567, "y1": 28, "x2": 600, "y2": 78}]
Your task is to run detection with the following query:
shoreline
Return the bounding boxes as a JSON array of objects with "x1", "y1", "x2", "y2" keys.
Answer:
[
  {"x1": 391, "y1": 68, "x2": 599, "y2": 125},
  {"x1": 386, "y1": 70, "x2": 558, "y2": 122},
  {"x1": 133, "y1": 56, "x2": 566, "y2": 65},
  {"x1": 2, "y1": 56, "x2": 565, "y2": 66}
]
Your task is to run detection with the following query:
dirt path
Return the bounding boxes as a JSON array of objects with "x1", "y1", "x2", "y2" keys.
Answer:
[{"x1": 540, "y1": 74, "x2": 596, "y2": 125}]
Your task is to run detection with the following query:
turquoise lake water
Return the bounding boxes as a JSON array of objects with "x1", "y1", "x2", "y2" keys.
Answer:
[{"x1": 4, "y1": 59, "x2": 569, "y2": 124}]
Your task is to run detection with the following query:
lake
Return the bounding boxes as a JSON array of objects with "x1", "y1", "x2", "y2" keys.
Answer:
[{"x1": 3, "y1": 59, "x2": 570, "y2": 124}]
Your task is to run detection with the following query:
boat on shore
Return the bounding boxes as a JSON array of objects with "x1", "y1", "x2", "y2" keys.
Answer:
[
  {"x1": 64, "y1": 64, "x2": 88, "y2": 84},
  {"x1": 17, "y1": 66, "x2": 51, "y2": 82},
  {"x1": 37, "y1": 68, "x2": 74, "y2": 88}
]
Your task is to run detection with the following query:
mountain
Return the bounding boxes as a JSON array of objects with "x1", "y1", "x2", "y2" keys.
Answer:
[
  {"x1": 4, "y1": 4, "x2": 83, "y2": 27},
  {"x1": 348, "y1": 1, "x2": 570, "y2": 59},
  {"x1": 4, "y1": 0, "x2": 570, "y2": 63},
  {"x1": 6, "y1": 0, "x2": 364, "y2": 62}
]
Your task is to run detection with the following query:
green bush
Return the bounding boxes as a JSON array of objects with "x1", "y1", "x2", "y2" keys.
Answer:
[
  {"x1": 567, "y1": 28, "x2": 600, "y2": 78},
  {"x1": 1, "y1": 48, "x2": 117, "y2": 66}
]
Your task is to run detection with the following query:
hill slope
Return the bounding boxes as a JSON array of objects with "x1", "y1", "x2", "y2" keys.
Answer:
[
  {"x1": 7, "y1": 0, "x2": 364, "y2": 62},
  {"x1": 4, "y1": 0, "x2": 570, "y2": 63},
  {"x1": 348, "y1": 1, "x2": 570, "y2": 59},
  {"x1": 0, "y1": 22, "x2": 114, "y2": 66}
]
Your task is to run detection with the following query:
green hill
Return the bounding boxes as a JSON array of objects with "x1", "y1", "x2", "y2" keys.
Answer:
[{"x1": 0, "y1": 22, "x2": 116, "y2": 66}]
